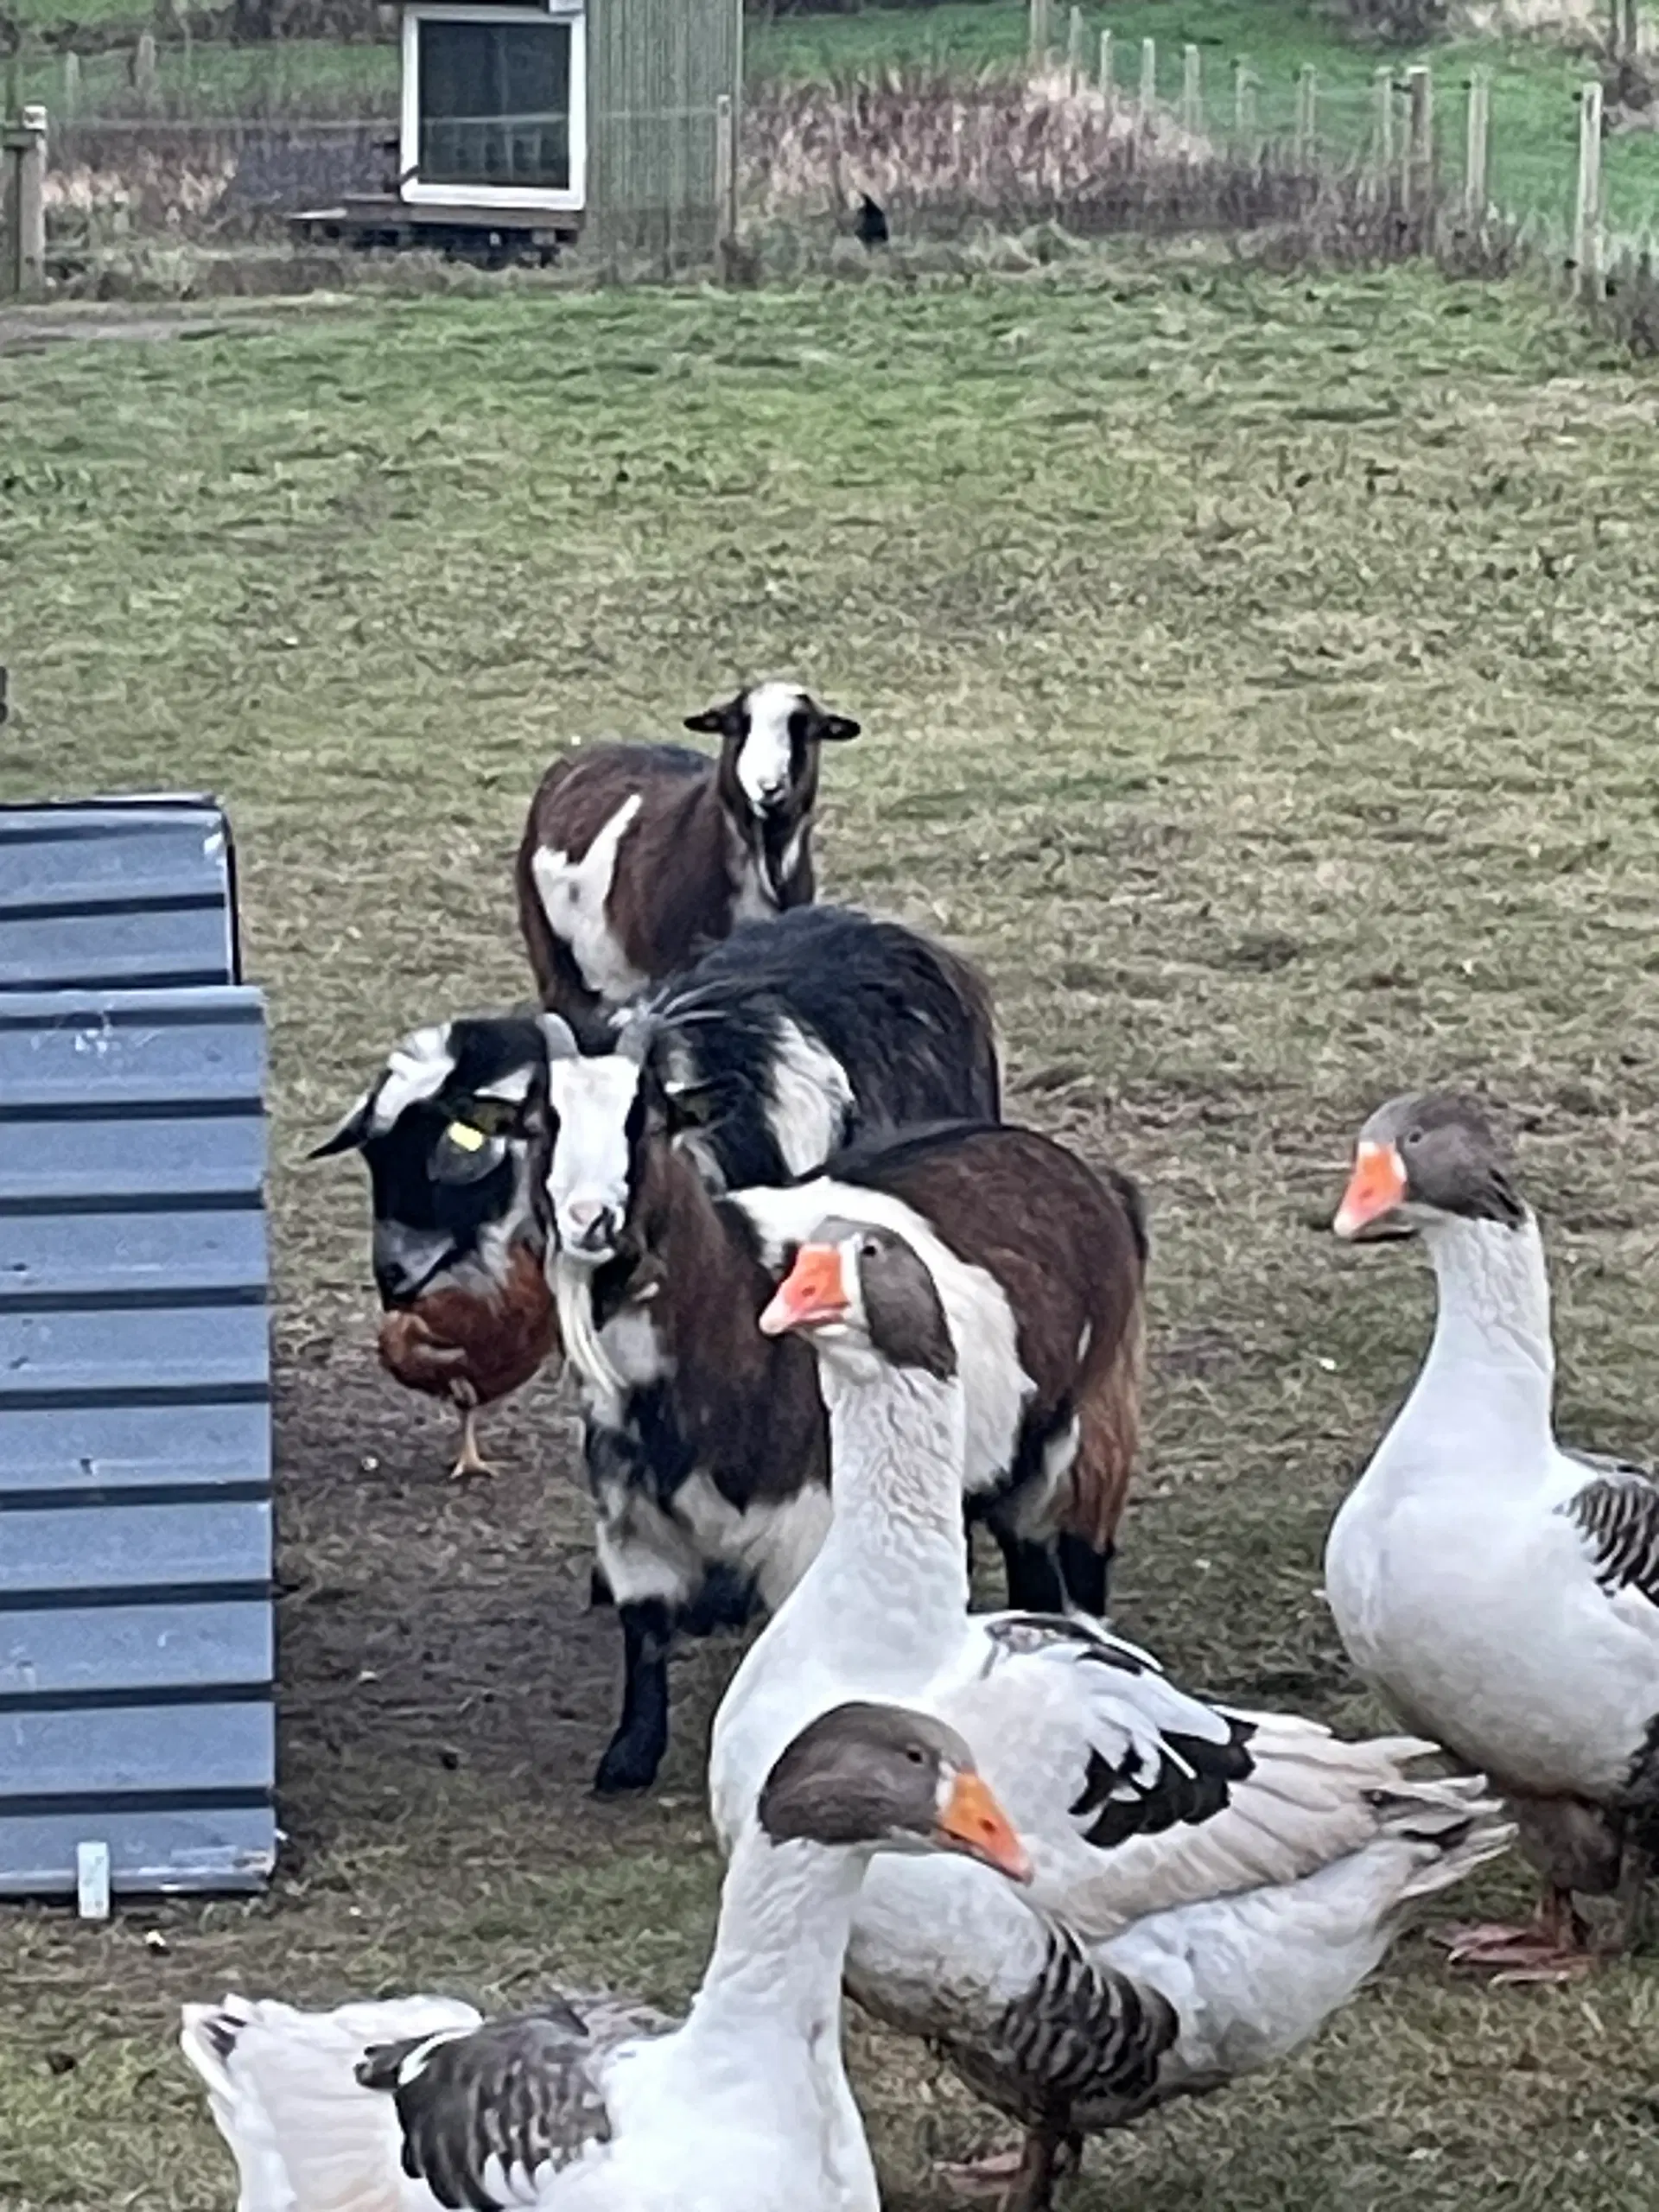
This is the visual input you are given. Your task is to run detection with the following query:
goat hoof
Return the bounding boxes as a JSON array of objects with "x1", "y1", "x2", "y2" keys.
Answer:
[
  {"x1": 588, "y1": 1566, "x2": 614, "y2": 1609},
  {"x1": 593, "y1": 1737, "x2": 664, "y2": 1796}
]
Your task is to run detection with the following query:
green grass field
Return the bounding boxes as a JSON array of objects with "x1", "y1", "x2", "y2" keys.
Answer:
[{"x1": 4, "y1": 257, "x2": 1659, "y2": 2209}]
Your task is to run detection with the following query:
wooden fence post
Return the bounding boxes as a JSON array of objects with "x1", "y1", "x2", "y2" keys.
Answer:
[
  {"x1": 714, "y1": 91, "x2": 737, "y2": 277},
  {"x1": 1182, "y1": 43, "x2": 1202, "y2": 136},
  {"x1": 1, "y1": 104, "x2": 48, "y2": 302},
  {"x1": 1099, "y1": 29, "x2": 1114, "y2": 108},
  {"x1": 1234, "y1": 58, "x2": 1257, "y2": 143},
  {"x1": 1139, "y1": 35, "x2": 1157, "y2": 121},
  {"x1": 1465, "y1": 67, "x2": 1491, "y2": 220},
  {"x1": 62, "y1": 50, "x2": 81, "y2": 118},
  {"x1": 1373, "y1": 64, "x2": 1394, "y2": 178},
  {"x1": 1028, "y1": 0, "x2": 1052, "y2": 68},
  {"x1": 1404, "y1": 62, "x2": 1433, "y2": 219},
  {"x1": 1575, "y1": 78, "x2": 1604, "y2": 300},
  {"x1": 134, "y1": 29, "x2": 158, "y2": 110},
  {"x1": 1065, "y1": 4, "x2": 1084, "y2": 94},
  {"x1": 1295, "y1": 63, "x2": 1318, "y2": 168}
]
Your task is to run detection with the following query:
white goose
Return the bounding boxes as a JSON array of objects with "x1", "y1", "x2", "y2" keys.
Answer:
[
  {"x1": 180, "y1": 1702, "x2": 1031, "y2": 2212},
  {"x1": 1326, "y1": 1088, "x2": 1659, "y2": 1980},
  {"x1": 710, "y1": 1217, "x2": 1510, "y2": 2212}
]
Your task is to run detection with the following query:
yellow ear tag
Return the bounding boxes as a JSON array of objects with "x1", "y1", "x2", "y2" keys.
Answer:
[{"x1": 447, "y1": 1121, "x2": 486, "y2": 1153}]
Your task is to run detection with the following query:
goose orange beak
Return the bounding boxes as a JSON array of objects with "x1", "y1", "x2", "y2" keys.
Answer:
[
  {"x1": 759, "y1": 1243, "x2": 849, "y2": 1336},
  {"x1": 1333, "y1": 1139, "x2": 1408, "y2": 1239},
  {"x1": 933, "y1": 1771, "x2": 1033, "y2": 1885}
]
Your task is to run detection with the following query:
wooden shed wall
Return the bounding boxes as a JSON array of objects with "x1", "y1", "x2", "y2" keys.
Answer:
[{"x1": 588, "y1": 0, "x2": 741, "y2": 255}]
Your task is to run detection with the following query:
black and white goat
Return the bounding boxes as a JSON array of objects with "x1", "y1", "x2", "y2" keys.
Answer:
[
  {"x1": 515, "y1": 682, "x2": 860, "y2": 1025},
  {"x1": 313, "y1": 1016, "x2": 560, "y2": 1479},
  {"x1": 588, "y1": 903, "x2": 1001, "y2": 1205},
  {"x1": 541, "y1": 1045, "x2": 1142, "y2": 1796}
]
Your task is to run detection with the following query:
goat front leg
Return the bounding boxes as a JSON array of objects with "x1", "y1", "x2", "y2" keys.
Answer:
[
  {"x1": 594, "y1": 1597, "x2": 674, "y2": 1796},
  {"x1": 988, "y1": 1523, "x2": 1067, "y2": 1615}
]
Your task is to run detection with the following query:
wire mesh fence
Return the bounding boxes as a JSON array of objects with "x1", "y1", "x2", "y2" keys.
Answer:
[
  {"x1": 8, "y1": 16, "x2": 1659, "y2": 316},
  {"x1": 46, "y1": 116, "x2": 391, "y2": 241}
]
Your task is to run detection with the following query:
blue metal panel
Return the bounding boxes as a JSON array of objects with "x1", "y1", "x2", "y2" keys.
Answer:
[
  {"x1": 0, "y1": 800, "x2": 238, "y2": 992},
  {"x1": 0, "y1": 1400, "x2": 271, "y2": 1495},
  {"x1": 0, "y1": 800, "x2": 273, "y2": 1898},
  {"x1": 0, "y1": 1499, "x2": 272, "y2": 1593},
  {"x1": 1, "y1": 1701, "x2": 274, "y2": 1797},
  {"x1": 0, "y1": 1806, "x2": 273, "y2": 1897},
  {"x1": 0, "y1": 1601, "x2": 273, "y2": 1697}
]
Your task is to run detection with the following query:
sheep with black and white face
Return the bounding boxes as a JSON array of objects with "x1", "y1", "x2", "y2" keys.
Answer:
[{"x1": 514, "y1": 681, "x2": 860, "y2": 1027}]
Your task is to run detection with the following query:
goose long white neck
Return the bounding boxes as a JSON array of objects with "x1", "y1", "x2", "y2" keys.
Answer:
[
  {"x1": 681, "y1": 1826, "x2": 863, "y2": 2050},
  {"x1": 801, "y1": 1357, "x2": 970, "y2": 1681},
  {"x1": 1387, "y1": 1211, "x2": 1556, "y2": 1473}
]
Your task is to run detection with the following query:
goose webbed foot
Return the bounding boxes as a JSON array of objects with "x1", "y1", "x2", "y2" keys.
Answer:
[
  {"x1": 1435, "y1": 1885, "x2": 1596, "y2": 1982},
  {"x1": 936, "y1": 2144, "x2": 1027, "y2": 2199},
  {"x1": 938, "y1": 2131, "x2": 1079, "y2": 2211}
]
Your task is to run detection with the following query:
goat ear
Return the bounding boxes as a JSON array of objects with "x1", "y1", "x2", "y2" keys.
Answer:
[
  {"x1": 810, "y1": 709, "x2": 860, "y2": 744},
  {"x1": 684, "y1": 696, "x2": 743, "y2": 739},
  {"x1": 309, "y1": 1090, "x2": 375, "y2": 1159}
]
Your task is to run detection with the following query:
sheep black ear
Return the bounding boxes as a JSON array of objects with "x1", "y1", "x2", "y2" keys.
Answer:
[
  {"x1": 684, "y1": 696, "x2": 743, "y2": 739},
  {"x1": 813, "y1": 711, "x2": 860, "y2": 743},
  {"x1": 308, "y1": 1092, "x2": 375, "y2": 1159}
]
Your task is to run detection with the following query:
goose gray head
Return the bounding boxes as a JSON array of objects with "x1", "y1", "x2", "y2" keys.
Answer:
[
  {"x1": 756, "y1": 1217, "x2": 957, "y2": 1382},
  {"x1": 1333, "y1": 1090, "x2": 1527, "y2": 1243},
  {"x1": 757, "y1": 1700, "x2": 1030, "y2": 1880}
]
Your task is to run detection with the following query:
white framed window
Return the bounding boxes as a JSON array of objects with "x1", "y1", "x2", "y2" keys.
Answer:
[{"x1": 400, "y1": 1, "x2": 587, "y2": 212}]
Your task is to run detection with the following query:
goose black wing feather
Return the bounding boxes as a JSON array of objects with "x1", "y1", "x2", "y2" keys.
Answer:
[
  {"x1": 1565, "y1": 1454, "x2": 1659, "y2": 1607},
  {"x1": 357, "y1": 2003, "x2": 615, "y2": 2210}
]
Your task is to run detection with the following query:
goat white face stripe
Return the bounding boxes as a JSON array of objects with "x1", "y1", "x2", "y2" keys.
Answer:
[
  {"x1": 547, "y1": 1055, "x2": 641, "y2": 1248},
  {"x1": 734, "y1": 682, "x2": 803, "y2": 815},
  {"x1": 370, "y1": 1023, "x2": 455, "y2": 1136}
]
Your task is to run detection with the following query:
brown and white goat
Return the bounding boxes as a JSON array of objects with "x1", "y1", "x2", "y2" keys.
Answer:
[
  {"x1": 515, "y1": 682, "x2": 860, "y2": 1025},
  {"x1": 541, "y1": 1033, "x2": 1145, "y2": 1795}
]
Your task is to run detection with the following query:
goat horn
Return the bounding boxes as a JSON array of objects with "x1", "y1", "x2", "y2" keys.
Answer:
[
  {"x1": 538, "y1": 1014, "x2": 581, "y2": 1062},
  {"x1": 615, "y1": 1017, "x2": 652, "y2": 1066}
]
